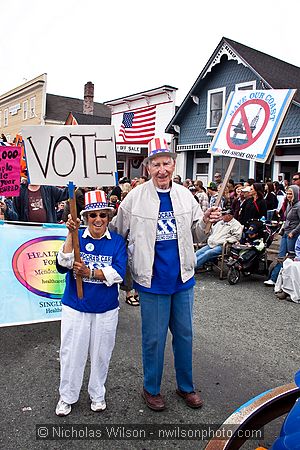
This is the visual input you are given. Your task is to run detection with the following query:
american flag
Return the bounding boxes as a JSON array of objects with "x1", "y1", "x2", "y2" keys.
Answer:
[{"x1": 118, "y1": 105, "x2": 156, "y2": 144}]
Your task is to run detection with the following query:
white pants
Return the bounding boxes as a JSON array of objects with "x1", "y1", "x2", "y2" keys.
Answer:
[{"x1": 59, "y1": 304, "x2": 119, "y2": 404}]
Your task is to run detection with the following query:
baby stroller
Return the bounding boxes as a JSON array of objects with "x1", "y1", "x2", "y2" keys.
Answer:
[{"x1": 226, "y1": 219, "x2": 281, "y2": 285}]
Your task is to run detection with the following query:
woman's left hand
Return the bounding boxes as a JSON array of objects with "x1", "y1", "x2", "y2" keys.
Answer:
[{"x1": 73, "y1": 260, "x2": 90, "y2": 278}]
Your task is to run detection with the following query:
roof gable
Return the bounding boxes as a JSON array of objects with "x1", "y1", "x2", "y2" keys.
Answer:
[
  {"x1": 225, "y1": 37, "x2": 300, "y2": 100},
  {"x1": 166, "y1": 37, "x2": 300, "y2": 132}
]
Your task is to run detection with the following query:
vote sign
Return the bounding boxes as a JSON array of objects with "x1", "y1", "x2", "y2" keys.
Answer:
[
  {"x1": 21, "y1": 125, "x2": 118, "y2": 186},
  {"x1": 209, "y1": 89, "x2": 296, "y2": 163}
]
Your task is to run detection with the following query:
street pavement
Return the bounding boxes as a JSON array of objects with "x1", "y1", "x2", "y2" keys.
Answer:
[{"x1": 1, "y1": 271, "x2": 299, "y2": 450}]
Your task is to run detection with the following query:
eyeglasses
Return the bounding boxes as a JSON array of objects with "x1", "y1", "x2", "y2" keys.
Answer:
[
  {"x1": 87, "y1": 212, "x2": 108, "y2": 219},
  {"x1": 292, "y1": 177, "x2": 299, "y2": 181}
]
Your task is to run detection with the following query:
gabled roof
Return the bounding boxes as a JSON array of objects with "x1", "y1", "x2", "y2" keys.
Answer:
[
  {"x1": 46, "y1": 93, "x2": 111, "y2": 122},
  {"x1": 225, "y1": 37, "x2": 300, "y2": 101},
  {"x1": 66, "y1": 112, "x2": 111, "y2": 125},
  {"x1": 166, "y1": 37, "x2": 300, "y2": 133}
]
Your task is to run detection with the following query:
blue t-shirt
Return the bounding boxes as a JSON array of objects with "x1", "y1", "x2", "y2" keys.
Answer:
[
  {"x1": 134, "y1": 191, "x2": 195, "y2": 294},
  {"x1": 57, "y1": 229, "x2": 127, "y2": 313}
]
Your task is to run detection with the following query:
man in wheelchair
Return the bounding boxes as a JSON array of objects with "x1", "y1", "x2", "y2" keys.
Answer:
[{"x1": 195, "y1": 208, "x2": 243, "y2": 271}]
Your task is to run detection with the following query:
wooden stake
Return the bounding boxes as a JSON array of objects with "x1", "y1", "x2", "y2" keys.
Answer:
[
  {"x1": 205, "y1": 157, "x2": 236, "y2": 234},
  {"x1": 68, "y1": 182, "x2": 83, "y2": 299}
]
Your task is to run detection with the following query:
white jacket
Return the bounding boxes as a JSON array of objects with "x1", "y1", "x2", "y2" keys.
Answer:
[
  {"x1": 207, "y1": 218, "x2": 243, "y2": 248},
  {"x1": 110, "y1": 179, "x2": 207, "y2": 288}
]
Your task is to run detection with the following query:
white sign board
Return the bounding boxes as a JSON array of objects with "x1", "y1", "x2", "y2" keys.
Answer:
[
  {"x1": 22, "y1": 125, "x2": 117, "y2": 186},
  {"x1": 116, "y1": 144, "x2": 143, "y2": 154},
  {"x1": 209, "y1": 89, "x2": 296, "y2": 163}
]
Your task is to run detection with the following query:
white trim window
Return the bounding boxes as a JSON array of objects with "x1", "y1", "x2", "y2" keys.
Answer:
[
  {"x1": 206, "y1": 87, "x2": 226, "y2": 129},
  {"x1": 235, "y1": 80, "x2": 256, "y2": 91},
  {"x1": 4, "y1": 108, "x2": 8, "y2": 126},
  {"x1": 30, "y1": 97, "x2": 36, "y2": 118},
  {"x1": 23, "y1": 100, "x2": 28, "y2": 120}
]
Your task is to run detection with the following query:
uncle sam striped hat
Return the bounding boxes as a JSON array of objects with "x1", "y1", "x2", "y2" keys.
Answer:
[
  {"x1": 143, "y1": 137, "x2": 177, "y2": 165},
  {"x1": 80, "y1": 190, "x2": 114, "y2": 217}
]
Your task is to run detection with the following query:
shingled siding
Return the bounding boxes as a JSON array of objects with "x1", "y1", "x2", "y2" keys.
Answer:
[
  {"x1": 279, "y1": 103, "x2": 300, "y2": 137},
  {"x1": 178, "y1": 58, "x2": 300, "y2": 146}
]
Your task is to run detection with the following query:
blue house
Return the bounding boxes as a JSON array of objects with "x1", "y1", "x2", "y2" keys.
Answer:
[{"x1": 166, "y1": 37, "x2": 300, "y2": 185}]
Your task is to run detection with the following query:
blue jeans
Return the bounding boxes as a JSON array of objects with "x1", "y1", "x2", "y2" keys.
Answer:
[
  {"x1": 270, "y1": 233, "x2": 298, "y2": 282},
  {"x1": 195, "y1": 244, "x2": 222, "y2": 269},
  {"x1": 138, "y1": 287, "x2": 194, "y2": 395}
]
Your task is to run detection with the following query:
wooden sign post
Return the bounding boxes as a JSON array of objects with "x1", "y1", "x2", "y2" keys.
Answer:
[
  {"x1": 205, "y1": 157, "x2": 236, "y2": 234},
  {"x1": 68, "y1": 181, "x2": 83, "y2": 299}
]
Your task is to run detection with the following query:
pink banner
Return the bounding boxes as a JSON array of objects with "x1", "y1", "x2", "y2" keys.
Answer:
[{"x1": 0, "y1": 146, "x2": 21, "y2": 197}]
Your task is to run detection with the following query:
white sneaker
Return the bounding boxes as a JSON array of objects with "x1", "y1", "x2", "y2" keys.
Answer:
[
  {"x1": 91, "y1": 400, "x2": 106, "y2": 412},
  {"x1": 55, "y1": 398, "x2": 71, "y2": 416},
  {"x1": 264, "y1": 279, "x2": 275, "y2": 286}
]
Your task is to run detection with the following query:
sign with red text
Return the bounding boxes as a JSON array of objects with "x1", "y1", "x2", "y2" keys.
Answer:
[
  {"x1": 21, "y1": 125, "x2": 117, "y2": 186},
  {"x1": 0, "y1": 146, "x2": 21, "y2": 196},
  {"x1": 209, "y1": 89, "x2": 296, "y2": 163}
]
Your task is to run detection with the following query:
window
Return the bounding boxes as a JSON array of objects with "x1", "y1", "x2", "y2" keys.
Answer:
[
  {"x1": 207, "y1": 88, "x2": 226, "y2": 129},
  {"x1": 117, "y1": 161, "x2": 125, "y2": 180},
  {"x1": 4, "y1": 108, "x2": 8, "y2": 126},
  {"x1": 213, "y1": 156, "x2": 250, "y2": 183},
  {"x1": 236, "y1": 81, "x2": 256, "y2": 91},
  {"x1": 30, "y1": 97, "x2": 36, "y2": 118},
  {"x1": 23, "y1": 101, "x2": 28, "y2": 120},
  {"x1": 196, "y1": 163, "x2": 209, "y2": 174}
]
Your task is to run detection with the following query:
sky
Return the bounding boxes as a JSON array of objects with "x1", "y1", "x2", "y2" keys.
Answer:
[{"x1": 2, "y1": 0, "x2": 300, "y2": 106}]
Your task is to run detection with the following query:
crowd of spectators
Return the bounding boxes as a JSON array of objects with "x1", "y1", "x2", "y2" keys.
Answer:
[{"x1": 1, "y1": 170, "x2": 299, "y2": 303}]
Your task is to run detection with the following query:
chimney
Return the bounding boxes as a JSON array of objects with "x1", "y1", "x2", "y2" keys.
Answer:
[{"x1": 83, "y1": 81, "x2": 94, "y2": 115}]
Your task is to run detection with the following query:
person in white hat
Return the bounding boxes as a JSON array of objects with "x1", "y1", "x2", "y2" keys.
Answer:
[
  {"x1": 110, "y1": 137, "x2": 220, "y2": 411},
  {"x1": 55, "y1": 190, "x2": 127, "y2": 416}
]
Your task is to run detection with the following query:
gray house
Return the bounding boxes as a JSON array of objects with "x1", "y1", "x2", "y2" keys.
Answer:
[{"x1": 166, "y1": 37, "x2": 300, "y2": 185}]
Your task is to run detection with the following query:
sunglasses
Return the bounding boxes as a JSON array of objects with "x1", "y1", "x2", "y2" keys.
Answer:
[
  {"x1": 292, "y1": 177, "x2": 299, "y2": 181},
  {"x1": 87, "y1": 212, "x2": 108, "y2": 219}
]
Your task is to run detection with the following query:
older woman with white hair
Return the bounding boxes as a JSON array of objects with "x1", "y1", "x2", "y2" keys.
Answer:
[{"x1": 55, "y1": 190, "x2": 127, "y2": 416}]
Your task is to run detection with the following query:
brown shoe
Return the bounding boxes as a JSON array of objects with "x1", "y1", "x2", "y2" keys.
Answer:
[
  {"x1": 141, "y1": 388, "x2": 165, "y2": 411},
  {"x1": 176, "y1": 389, "x2": 203, "y2": 408},
  {"x1": 276, "y1": 291, "x2": 289, "y2": 299}
]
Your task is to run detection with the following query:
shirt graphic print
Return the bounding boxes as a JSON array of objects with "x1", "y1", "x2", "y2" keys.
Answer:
[{"x1": 156, "y1": 210, "x2": 177, "y2": 241}]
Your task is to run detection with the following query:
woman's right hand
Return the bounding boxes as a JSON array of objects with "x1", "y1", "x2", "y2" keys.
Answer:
[{"x1": 66, "y1": 214, "x2": 80, "y2": 232}]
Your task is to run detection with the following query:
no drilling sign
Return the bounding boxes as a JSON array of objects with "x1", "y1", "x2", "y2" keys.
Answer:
[
  {"x1": 209, "y1": 89, "x2": 296, "y2": 163},
  {"x1": 226, "y1": 99, "x2": 270, "y2": 150}
]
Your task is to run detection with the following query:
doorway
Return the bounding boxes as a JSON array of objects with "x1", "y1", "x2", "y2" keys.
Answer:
[{"x1": 280, "y1": 161, "x2": 299, "y2": 182}]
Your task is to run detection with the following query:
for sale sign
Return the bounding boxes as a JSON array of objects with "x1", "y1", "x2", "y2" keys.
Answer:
[{"x1": 209, "y1": 89, "x2": 296, "y2": 163}]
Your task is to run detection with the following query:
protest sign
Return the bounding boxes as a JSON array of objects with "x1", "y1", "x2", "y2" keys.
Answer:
[
  {"x1": 21, "y1": 125, "x2": 117, "y2": 186},
  {"x1": 209, "y1": 89, "x2": 296, "y2": 163},
  {"x1": 0, "y1": 222, "x2": 67, "y2": 327},
  {"x1": 0, "y1": 146, "x2": 21, "y2": 196}
]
